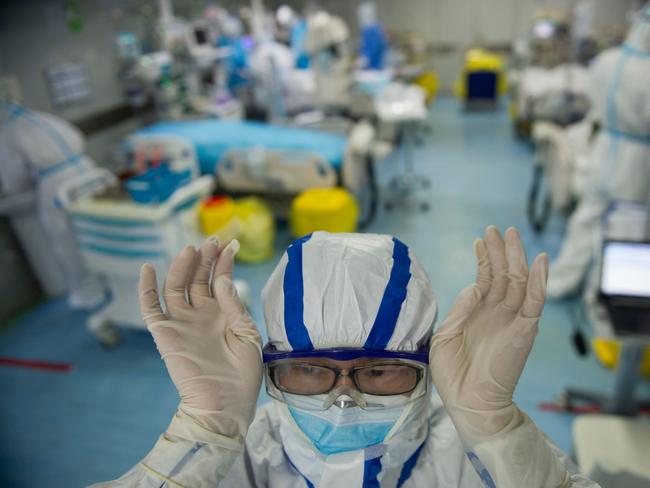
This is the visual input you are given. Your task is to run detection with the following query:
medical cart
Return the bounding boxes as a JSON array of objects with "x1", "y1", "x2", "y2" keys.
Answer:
[{"x1": 60, "y1": 169, "x2": 213, "y2": 346}]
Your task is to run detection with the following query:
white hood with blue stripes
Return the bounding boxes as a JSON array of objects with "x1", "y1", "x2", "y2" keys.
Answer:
[{"x1": 262, "y1": 232, "x2": 437, "y2": 354}]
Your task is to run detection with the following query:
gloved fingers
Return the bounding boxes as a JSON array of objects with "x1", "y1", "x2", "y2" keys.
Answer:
[
  {"x1": 474, "y1": 238, "x2": 491, "y2": 297},
  {"x1": 211, "y1": 240, "x2": 240, "y2": 293},
  {"x1": 434, "y1": 283, "x2": 483, "y2": 338},
  {"x1": 139, "y1": 263, "x2": 167, "y2": 326},
  {"x1": 521, "y1": 253, "x2": 548, "y2": 319},
  {"x1": 214, "y1": 275, "x2": 245, "y2": 319},
  {"x1": 484, "y1": 226, "x2": 508, "y2": 303},
  {"x1": 163, "y1": 245, "x2": 196, "y2": 313},
  {"x1": 503, "y1": 227, "x2": 529, "y2": 311},
  {"x1": 188, "y1": 237, "x2": 220, "y2": 301},
  {"x1": 214, "y1": 275, "x2": 258, "y2": 335}
]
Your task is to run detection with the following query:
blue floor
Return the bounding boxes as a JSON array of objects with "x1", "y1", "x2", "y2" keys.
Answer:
[{"x1": 2, "y1": 97, "x2": 647, "y2": 487}]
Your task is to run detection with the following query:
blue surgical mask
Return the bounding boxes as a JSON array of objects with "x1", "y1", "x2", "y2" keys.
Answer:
[{"x1": 288, "y1": 395, "x2": 405, "y2": 455}]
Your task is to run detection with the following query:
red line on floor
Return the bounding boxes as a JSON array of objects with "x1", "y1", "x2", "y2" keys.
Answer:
[
  {"x1": 539, "y1": 402, "x2": 650, "y2": 416},
  {"x1": 0, "y1": 357, "x2": 72, "y2": 373}
]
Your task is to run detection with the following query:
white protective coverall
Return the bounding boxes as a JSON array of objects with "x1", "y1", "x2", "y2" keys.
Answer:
[
  {"x1": 94, "y1": 232, "x2": 598, "y2": 488},
  {"x1": 547, "y1": 5, "x2": 650, "y2": 297},
  {"x1": 304, "y1": 12, "x2": 352, "y2": 110},
  {"x1": 0, "y1": 101, "x2": 101, "y2": 306}
]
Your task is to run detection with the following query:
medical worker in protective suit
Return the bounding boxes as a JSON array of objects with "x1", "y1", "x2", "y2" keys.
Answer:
[
  {"x1": 547, "y1": 4, "x2": 650, "y2": 298},
  {"x1": 94, "y1": 228, "x2": 599, "y2": 487},
  {"x1": 0, "y1": 101, "x2": 104, "y2": 308},
  {"x1": 358, "y1": 1, "x2": 388, "y2": 71}
]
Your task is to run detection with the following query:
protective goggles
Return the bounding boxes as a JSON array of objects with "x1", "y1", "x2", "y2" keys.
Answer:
[{"x1": 262, "y1": 345, "x2": 430, "y2": 410}]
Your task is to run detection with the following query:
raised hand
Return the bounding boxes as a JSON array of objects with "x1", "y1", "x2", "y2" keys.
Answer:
[
  {"x1": 138, "y1": 238, "x2": 262, "y2": 442},
  {"x1": 429, "y1": 226, "x2": 548, "y2": 444}
]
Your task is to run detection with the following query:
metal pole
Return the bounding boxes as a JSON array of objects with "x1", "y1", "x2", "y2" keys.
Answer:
[{"x1": 606, "y1": 341, "x2": 645, "y2": 415}]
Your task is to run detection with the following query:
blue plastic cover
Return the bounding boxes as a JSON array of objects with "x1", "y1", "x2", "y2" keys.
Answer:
[
  {"x1": 136, "y1": 119, "x2": 347, "y2": 175},
  {"x1": 125, "y1": 165, "x2": 192, "y2": 203},
  {"x1": 360, "y1": 24, "x2": 388, "y2": 70}
]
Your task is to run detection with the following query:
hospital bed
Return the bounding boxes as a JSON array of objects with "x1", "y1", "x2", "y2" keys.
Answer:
[
  {"x1": 58, "y1": 168, "x2": 213, "y2": 346},
  {"x1": 134, "y1": 118, "x2": 380, "y2": 226}
]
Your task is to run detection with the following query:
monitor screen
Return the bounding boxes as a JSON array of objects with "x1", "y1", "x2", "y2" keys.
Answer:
[{"x1": 601, "y1": 241, "x2": 650, "y2": 298}]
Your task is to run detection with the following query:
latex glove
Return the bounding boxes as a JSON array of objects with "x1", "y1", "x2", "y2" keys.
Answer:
[
  {"x1": 139, "y1": 238, "x2": 263, "y2": 443},
  {"x1": 429, "y1": 226, "x2": 548, "y2": 446}
]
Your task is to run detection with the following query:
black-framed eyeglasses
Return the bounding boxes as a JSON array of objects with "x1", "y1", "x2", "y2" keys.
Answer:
[{"x1": 268, "y1": 360, "x2": 424, "y2": 396}]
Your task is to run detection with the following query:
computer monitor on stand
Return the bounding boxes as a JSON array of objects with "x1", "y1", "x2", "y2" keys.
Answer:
[
  {"x1": 601, "y1": 240, "x2": 650, "y2": 337},
  {"x1": 597, "y1": 239, "x2": 650, "y2": 415}
]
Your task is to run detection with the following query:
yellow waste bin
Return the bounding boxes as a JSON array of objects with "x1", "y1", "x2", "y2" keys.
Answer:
[
  {"x1": 415, "y1": 71, "x2": 439, "y2": 105},
  {"x1": 454, "y1": 48, "x2": 507, "y2": 102},
  {"x1": 290, "y1": 188, "x2": 358, "y2": 238},
  {"x1": 199, "y1": 195, "x2": 275, "y2": 263},
  {"x1": 593, "y1": 337, "x2": 650, "y2": 377},
  {"x1": 233, "y1": 197, "x2": 275, "y2": 263},
  {"x1": 199, "y1": 195, "x2": 237, "y2": 239}
]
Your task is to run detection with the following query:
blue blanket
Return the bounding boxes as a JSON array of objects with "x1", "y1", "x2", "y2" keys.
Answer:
[{"x1": 137, "y1": 119, "x2": 347, "y2": 175}]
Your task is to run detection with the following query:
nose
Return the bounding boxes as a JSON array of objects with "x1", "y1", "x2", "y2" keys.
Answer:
[{"x1": 333, "y1": 371, "x2": 357, "y2": 390}]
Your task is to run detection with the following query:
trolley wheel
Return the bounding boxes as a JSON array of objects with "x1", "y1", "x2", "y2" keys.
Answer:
[{"x1": 96, "y1": 321, "x2": 121, "y2": 349}]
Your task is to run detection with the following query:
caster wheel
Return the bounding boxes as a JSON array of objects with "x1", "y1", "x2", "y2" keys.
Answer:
[
  {"x1": 384, "y1": 202, "x2": 393, "y2": 212},
  {"x1": 420, "y1": 202, "x2": 430, "y2": 212},
  {"x1": 96, "y1": 321, "x2": 121, "y2": 349}
]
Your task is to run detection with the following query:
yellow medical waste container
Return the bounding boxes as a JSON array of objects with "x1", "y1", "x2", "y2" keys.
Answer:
[
  {"x1": 454, "y1": 48, "x2": 507, "y2": 100},
  {"x1": 415, "y1": 71, "x2": 439, "y2": 105},
  {"x1": 290, "y1": 188, "x2": 358, "y2": 237},
  {"x1": 233, "y1": 197, "x2": 275, "y2": 263},
  {"x1": 592, "y1": 338, "x2": 650, "y2": 377},
  {"x1": 199, "y1": 196, "x2": 235, "y2": 236}
]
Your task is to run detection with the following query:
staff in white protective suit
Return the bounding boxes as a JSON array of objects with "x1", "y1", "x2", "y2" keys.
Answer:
[
  {"x1": 547, "y1": 4, "x2": 650, "y2": 298},
  {"x1": 93, "y1": 229, "x2": 598, "y2": 487},
  {"x1": 304, "y1": 11, "x2": 351, "y2": 110},
  {"x1": 0, "y1": 101, "x2": 104, "y2": 308}
]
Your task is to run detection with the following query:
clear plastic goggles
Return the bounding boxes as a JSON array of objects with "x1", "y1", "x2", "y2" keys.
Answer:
[{"x1": 263, "y1": 346, "x2": 430, "y2": 410}]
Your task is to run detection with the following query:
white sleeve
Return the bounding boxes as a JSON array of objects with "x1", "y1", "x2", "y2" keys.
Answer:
[
  {"x1": 88, "y1": 411, "x2": 244, "y2": 488},
  {"x1": 469, "y1": 412, "x2": 601, "y2": 488}
]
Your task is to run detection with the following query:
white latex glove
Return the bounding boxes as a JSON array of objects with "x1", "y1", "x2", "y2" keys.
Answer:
[
  {"x1": 429, "y1": 226, "x2": 548, "y2": 446},
  {"x1": 139, "y1": 238, "x2": 263, "y2": 443}
]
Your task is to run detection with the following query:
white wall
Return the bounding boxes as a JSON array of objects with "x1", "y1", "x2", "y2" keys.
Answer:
[
  {"x1": 0, "y1": 0, "x2": 127, "y2": 120},
  {"x1": 0, "y1": 0, "x2": 225, "y2": 164}
]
